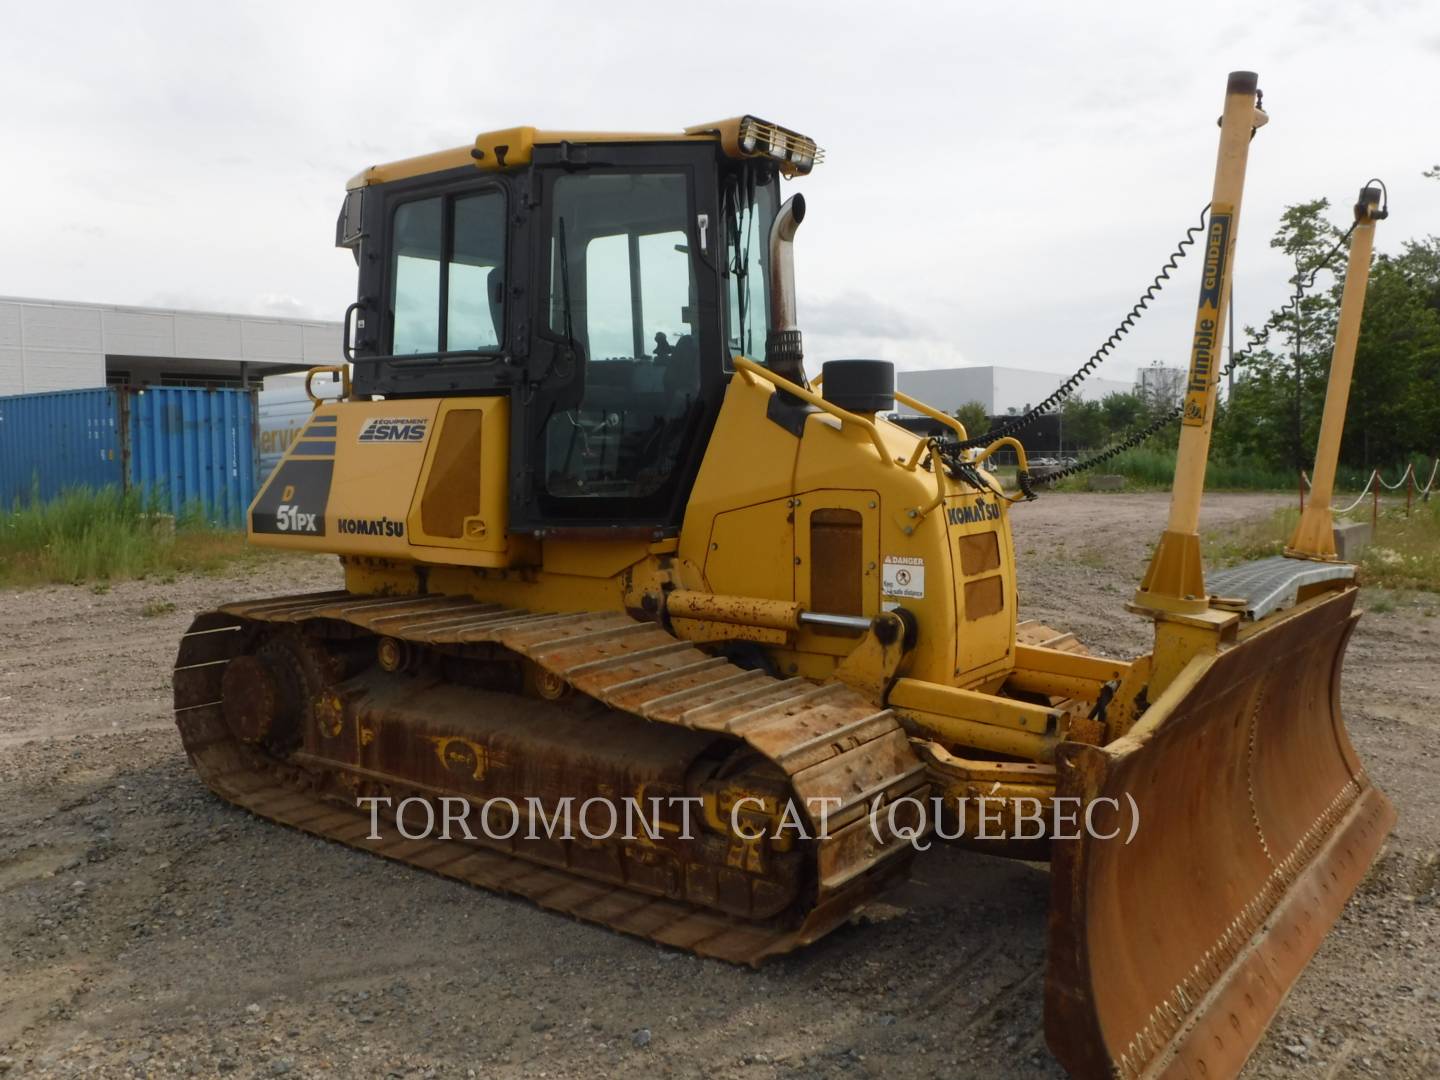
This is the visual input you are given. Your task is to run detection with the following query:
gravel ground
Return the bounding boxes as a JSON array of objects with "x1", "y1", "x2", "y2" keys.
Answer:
[{"x1": 0, "y1": 492, "x2": 1435, "y2": 1079}]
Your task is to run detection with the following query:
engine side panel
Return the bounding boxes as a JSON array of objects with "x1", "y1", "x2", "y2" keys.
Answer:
[{"x1": 248, "y1": 396, "x2": 513, "y2": 567}]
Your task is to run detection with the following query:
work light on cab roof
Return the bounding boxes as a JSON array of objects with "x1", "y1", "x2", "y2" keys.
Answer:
[{"x1": 725, "y1": 115, "x2": 824, "y2": 175}]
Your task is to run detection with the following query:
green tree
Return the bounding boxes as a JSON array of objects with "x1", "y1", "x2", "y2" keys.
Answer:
[
  {"x1": 1100, "y1": 391, "x2": 1145, "y2": 431},
  {"x1": 1218, "y1": 176, "x2": 1440, "y2": 472},
  {"x1": 1221, "y1": 198, "x2": 1345, "y2": 468},
  {"x1": 1058, "y1": 397, "x2": 1106, "y2": 451},
  {"x1": 1344, "y1": 237, "x2": 1440, "y2": 467},
  {"x1": 951, "y1": 400, "x2": 991, "y2": 440}
]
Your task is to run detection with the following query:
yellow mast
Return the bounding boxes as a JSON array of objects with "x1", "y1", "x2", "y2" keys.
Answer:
[
  {"x1": 1132, "y1": 71, "x2": 1267, "y2": 617},
  {"x1": 1285, "y1": 185, "x2": 1387, "y2": 560}
]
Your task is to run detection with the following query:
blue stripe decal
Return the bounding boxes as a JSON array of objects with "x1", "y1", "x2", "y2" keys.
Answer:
[
  {"x1": 291, "y1": 440, "x2": 336, "y2": 456},
  {"x1": 305, "y1": 425, "x2": 338, "y2": 437}
]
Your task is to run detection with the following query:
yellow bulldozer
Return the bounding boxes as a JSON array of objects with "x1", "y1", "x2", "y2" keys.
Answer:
[{"x1": 174, "y1": 71, "x2": 1394, "y2": 1078}]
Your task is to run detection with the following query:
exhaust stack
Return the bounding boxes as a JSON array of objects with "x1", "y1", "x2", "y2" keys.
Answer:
[{"x1": 766, "y1": 193, "x2": 807, "y2": 386}]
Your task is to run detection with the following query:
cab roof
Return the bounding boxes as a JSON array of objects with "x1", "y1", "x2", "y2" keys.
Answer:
[{"x1": 345, "y1": 117, "x2": 820, "y2": 189}]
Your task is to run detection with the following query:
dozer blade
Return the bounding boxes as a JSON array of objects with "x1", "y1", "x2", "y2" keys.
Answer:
[{"x1": 1045, "y1": 586, "x2": 1395, "y2": 1079}]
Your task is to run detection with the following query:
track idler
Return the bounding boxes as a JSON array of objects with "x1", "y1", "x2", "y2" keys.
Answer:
[{"x1": 218, "y1": 634, "x2": 332, "y2": 750}]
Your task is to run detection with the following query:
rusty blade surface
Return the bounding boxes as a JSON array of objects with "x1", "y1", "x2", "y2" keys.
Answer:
[{"x1": 1045, "y1": 587, "x2": 1395, "y2": 1079}]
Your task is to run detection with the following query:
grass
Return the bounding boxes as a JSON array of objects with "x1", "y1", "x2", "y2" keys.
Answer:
[
  {"x1": 1203, "y1": 499, "x2": 1440, "y2": 593},
  {"x1": 0, "y1": 486, "x2": 268, "y2": 588},
  {"x1": 1049, "y1": 447, "x2": 1375, "y2": 493},
  {"x1": 1203, "y1": 506, "x2": 1301, "y2": 566}
]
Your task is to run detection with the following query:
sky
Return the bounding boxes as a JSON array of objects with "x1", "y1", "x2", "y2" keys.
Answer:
[{"x1": 2, "y1": 0, "x2": 1436, "y2": 385}]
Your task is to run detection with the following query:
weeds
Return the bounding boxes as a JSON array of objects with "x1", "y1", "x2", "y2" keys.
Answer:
[
  {"x1": 1203, "y1": 508, "x2": 1301, "y2": 566},
  {"x1": 141, "y1": 600, "x2": 178, "y2": 617},
  {"x1": 0, "y1": 486, "x2": 267, "y2": 588}
]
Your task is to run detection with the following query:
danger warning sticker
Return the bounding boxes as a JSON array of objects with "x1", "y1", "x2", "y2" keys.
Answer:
[{"x1": 882, "y1": 556, "x2": 925, "y2": 599}]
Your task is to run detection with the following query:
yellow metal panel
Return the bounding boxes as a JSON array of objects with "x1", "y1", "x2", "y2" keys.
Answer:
[
  {"x1": 406, "y1": 397, "x2": 509, "y2": 554},
  {"x1": 1013, "y1": 643, "x2": 1129, "y2": 684},
  {"x1": 680, "y1": 375, "x2": 802, "y2": 575},
  {"x1": 345, "y1": 555, "x2": 638, "y2": 612},
  {"x1": 248, "y1": 398, "x2": 521, "y2": 570},
  {"x1": 347, "y1": 127, "x2": 722, "y2": 188},
  {"x1": 541, "y1": 539, "x2": 652, "y2": 579},
  {"x1": 346, "y1": 147, "x2": 476, "y2": 189},
  {"x1": 684, "y1": 376, "x2": 803, "y2": 601},
  {"x1": 1005, "y1": 669, "x2": 1107, "y2": 702},
  {"x1": 790, "y1": 405, "x2": 961, "y2": 685},
  {"x1": 943, "y1": 490, "x2": 1016, "y2": 680},
  {"x1": 704, "y1": 499, "x2": 795, "y2": 601},
  {"x1": 895, "y1": 705, "x2": 1057, "y2": 762},
  {"x1": 249, "y1": 399, "x2": 440, "y2": 560},
  {"x1": 889, "y1": 678, "x2": 1061, "y2": 734}
]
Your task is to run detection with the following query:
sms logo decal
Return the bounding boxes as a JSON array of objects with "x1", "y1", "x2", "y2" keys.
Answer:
[{"x1": 358, "y1": 417, "x2": 428, "y2": 443}]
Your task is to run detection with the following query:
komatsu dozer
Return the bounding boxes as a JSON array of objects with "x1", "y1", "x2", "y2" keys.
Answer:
[{"x1": 174, "y1": 72, "x2": 1394, "y2": 1078}]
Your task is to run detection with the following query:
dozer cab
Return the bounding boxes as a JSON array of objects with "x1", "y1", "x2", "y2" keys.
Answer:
[{"x1": 174, "y1": 74, "x2": 1393, "y2": 1078}]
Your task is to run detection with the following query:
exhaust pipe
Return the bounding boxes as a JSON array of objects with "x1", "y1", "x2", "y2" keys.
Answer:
[{"x1": 766, "y1": 193, "x2": 806, "y2": 386}]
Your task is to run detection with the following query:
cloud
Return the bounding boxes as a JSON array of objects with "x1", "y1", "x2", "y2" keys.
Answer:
[
  {"x1": 798, "y1": 290, "x2": 972, "y2": 373},
  {"x1": 801, "y1": 290, "x2": 936, "y2": 342},
  {"x1": 1, "y1": 0, "x2": 1436, "y2": 378},
  {"x1": 254, "y1": 294, "x2": 322, "y2": 320}
]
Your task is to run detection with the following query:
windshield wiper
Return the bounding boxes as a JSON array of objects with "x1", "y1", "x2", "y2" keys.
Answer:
[
  {"x1": 558, "y1": 216, "x2": 578, "y2": 358},
  {"x1": 729, "y1": 170, "x2": 758, "y2": 357}
]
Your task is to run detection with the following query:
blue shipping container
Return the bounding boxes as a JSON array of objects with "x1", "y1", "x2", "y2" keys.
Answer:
[{"x1": 0, "y1": 386, "x2": 258, "y2": 526}]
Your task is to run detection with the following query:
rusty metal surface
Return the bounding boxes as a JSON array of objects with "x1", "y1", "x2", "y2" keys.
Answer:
[
  {"x1": 665, "y1": 590, "x2": 802, "y2": 630},
  {"x1": 175, "y1": 593, "x2": 927, "y2": 965},
  {"x1": 1044, "y1": 588, "x2": 1395, "y2": 1079}
]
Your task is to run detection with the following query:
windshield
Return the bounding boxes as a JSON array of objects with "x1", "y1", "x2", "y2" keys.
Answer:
[{"x1": 723, "y1": 170, "x2": 776, "y2": 363}]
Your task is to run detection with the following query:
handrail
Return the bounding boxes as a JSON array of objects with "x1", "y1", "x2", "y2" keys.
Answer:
[
  {"x1": 732, "y1": 357, "x2": 892, "y2": 466},
  {"x1": 808, "y1": 374, "x2": 969, "y2": 443},
  {"x1": 911, "y1": 441, "x2": 952, "y2": 524},
  {"x1": 893, "y1": 390, "x2": 968, "y2": 442},
  {"x1": 970, "y1": 436, "x2": 1031, "y2": 472},
  {"x1": 304, "y1": 365, "x2": 351, "y2": 408}
]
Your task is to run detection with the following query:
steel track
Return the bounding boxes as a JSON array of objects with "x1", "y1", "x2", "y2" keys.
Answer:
[{"x1": 173, "y1": 591, "x2": 929, "y2": 965}]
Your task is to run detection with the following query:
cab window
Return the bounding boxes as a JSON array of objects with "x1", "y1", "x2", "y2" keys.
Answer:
[
  {"x1": 389, "y1": 189, "x2": 506, "y2": 355},
  {"x1": 543, "y1": 172, "x2": 699, "y2": 499},
  {"x1": 724, "y1": 177, "x2": 774, "y2": 362}
]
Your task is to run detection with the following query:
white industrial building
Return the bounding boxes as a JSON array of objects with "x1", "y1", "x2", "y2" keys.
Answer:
[
  {"x1": 0, "y1": 296, "x2": 343, "y2": 394},
  {"x1": 895, "y1": 365, "x2": 1136, "y2": 417}
]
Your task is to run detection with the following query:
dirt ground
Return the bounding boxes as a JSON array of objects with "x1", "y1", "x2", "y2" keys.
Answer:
[{"x1": 1, "y1": 492, "x2": 1435, "y2": 1079}]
